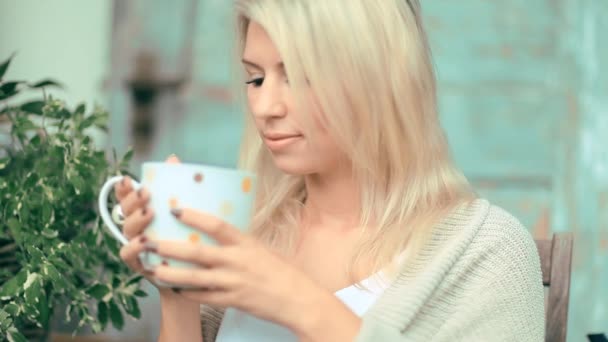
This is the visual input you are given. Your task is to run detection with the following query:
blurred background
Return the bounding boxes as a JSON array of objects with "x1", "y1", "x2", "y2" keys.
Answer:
[{"x1": 1, "y1": 0, "x2": 606, "y2": 340}]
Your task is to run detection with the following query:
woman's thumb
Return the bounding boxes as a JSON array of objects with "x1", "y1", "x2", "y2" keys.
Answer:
[{"x1": 166, "y1": 154, "x2": 181, "y2": 164}]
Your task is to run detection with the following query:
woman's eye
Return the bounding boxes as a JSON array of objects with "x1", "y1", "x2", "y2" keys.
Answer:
[{"x1": 245, "y1": 77, "x2": 264, "y2": 87}]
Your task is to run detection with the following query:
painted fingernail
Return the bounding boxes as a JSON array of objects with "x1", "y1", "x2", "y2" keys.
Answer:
[
  {"x1": 139, "y1": 236, "x2": 147, "y2": 244},
  {"x1": 143, "y1": 241, "x2": 158, "y2": 252},
  {"x1": 171, "y1": 208, "x2": 182, "y2": 218},
  {"x1": 171, "y1": 287, "x2": 181, "y2": 294}
]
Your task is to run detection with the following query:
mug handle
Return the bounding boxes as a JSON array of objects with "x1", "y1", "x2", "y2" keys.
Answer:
[{"x1": 98, "y1": 176, "x2": 141, "y2": 245}]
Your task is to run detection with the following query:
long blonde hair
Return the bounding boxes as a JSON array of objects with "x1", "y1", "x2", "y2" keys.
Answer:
[{"x1": 234, "y1": 0, "x2": 476, "y2": 281}]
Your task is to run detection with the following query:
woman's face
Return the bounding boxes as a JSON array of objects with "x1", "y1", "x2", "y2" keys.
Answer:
[{"x1": 242, "y1": 21, "x2": 347, "y2": 176}]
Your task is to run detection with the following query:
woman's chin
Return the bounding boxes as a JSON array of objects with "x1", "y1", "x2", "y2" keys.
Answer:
[{"x1": 271, "y1": 156, "x2": 316, "y2": 176}]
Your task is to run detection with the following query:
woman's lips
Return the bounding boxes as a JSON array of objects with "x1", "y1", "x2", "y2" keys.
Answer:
[{"x1": 263, "y1": 134, "x2": 302, "y2": 151}]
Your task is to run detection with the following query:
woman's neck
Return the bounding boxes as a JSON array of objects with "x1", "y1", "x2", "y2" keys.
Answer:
[{"x1": 302, "y1": 166, "x2": 361, "y2": 231}]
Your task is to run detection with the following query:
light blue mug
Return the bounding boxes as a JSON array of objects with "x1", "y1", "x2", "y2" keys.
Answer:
[{"x1": 98, "y1": 162, "x2": 256, "y2": 286}]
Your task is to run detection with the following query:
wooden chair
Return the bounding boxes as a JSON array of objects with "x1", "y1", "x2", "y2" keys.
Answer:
[{"x1": 535, "y1": 233, "x2": 574, "y2": 342}]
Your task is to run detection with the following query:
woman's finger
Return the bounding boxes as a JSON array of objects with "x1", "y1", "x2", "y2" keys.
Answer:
[
  {"x1": 120, "y1": 187, "x2": 150, "y2": 216},
  {"x1": 114, "y1": 176, "x2": 133, "y2": 202},
  {"x1": 166, "y1": 154, "x2": 181, "y2": 164},
  {"x1": 144, "y1": 240, "x2": 229, "y2": 267},
  {"x1": 172, "y1": 208, "x2": 245, "y2": 245},
  {"x1": 123, "y1": 207, "x2": 155, "y2": 240},
  {"x1": 153, "y1": 266, "x2": 239, "y2": 289},
  {"x1": 178, "y1": 289, "x2": 235, "y2": 307},
  {"x1": 119, "y1": 235, "x2": 150, "y2": 273}
]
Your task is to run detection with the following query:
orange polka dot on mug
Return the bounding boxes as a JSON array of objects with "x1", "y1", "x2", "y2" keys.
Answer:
[
  {"x1": 144, "y1": 168, "x2": 156, "y2": 183},
  {"x1": 220, "y1": 201, "x2": 234, "y2": 217},
  {"x1": 242, "y1": 177, "x2": 252, "y2": 193},
  {"x1": 188, "y1": 233, "x2": 201, "y2": 244}
]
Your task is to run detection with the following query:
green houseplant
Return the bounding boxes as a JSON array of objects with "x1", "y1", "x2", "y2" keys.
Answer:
[{"x1": 0, "y1": 55, "x2": 147, "y2": 341}]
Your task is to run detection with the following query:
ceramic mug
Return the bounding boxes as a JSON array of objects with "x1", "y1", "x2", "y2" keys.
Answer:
[{"x1": 98, "y1": 162, "x2": 256, "y2": 287}]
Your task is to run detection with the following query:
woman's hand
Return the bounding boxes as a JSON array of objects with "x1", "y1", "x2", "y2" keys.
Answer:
[
  {"x1": 114, "y1": 155, "x2": 179, "y2": 294},
  {"x1": 144, "y1": 208, "x2": 361, "y2": 340}
]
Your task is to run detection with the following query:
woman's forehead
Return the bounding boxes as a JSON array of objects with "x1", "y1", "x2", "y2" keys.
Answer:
[{"x1": 243, "y1": 22, "x2": 284, "y2": 68}]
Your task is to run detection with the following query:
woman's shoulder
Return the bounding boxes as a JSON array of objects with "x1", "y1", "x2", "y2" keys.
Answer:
[
  {"x1": 427, "y1": 197, "x2": 543, "y2": 285},
  {"x1": 363, "y1": 200, "x2": 545, "y2": 340},
  {"x1": 452, "y1": 198, "x2": 539, "y2": 260},
  {"x1": 393, "y1": 198, "x2": 541, "y2": 281}
]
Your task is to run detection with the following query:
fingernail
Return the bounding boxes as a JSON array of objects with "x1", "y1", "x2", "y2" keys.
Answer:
[
  {"x1": 142, "y1": 208, "x2": 147, "y2": 216},
  {"x1": 139, "y1": 236, "x2": 147, "y2": 244},
  {"x1": 121, "y1": 178, "x2": 126, "y2": 186},
  {"x1": 171, "y1": 208, "x2": 182, "y2": 218},
  {"x1": 161, "y1": 260, "x2": 169, "y2": 266},
  {"x1": 137, "y1": 188, "x2": 144, "y2": 198},
  {"x1": 143, "y1": 241, "x2": 158, "y2": 252},
  {"x1": 171, "y1": 287, "x2": 181, "y2": 294}
]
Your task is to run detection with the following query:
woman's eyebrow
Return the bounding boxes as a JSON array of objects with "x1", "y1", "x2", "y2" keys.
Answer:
[{"x1": 241, "y1": 59, "x2": 284, "y2": 71}]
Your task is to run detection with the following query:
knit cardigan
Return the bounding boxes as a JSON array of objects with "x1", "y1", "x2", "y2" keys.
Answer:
[{"x1": 199, "y1": 199, "x2": 545, "y2": 341}]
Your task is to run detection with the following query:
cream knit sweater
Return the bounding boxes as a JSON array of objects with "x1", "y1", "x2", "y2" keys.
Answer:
[{"x1": 199, "y1": 199, "x2": 545, "y2": 341}]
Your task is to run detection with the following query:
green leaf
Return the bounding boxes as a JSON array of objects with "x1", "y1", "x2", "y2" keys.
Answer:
[
  {"x1": 20, "y1": 101, "x2": 45, "y2": 115},
  {"x1": 0, "y1": 269, "x2": 27, "y2": 298},
  {"x1": 64, "y1": 303, "x2": 74, "y2": 323},
  {"x1": 41, "y1": 228, "x2": 58, "y2": 239},
  {"x1": 97, "y1": 301, "x2": 108, "y2": 328},
  {"x1": 75, "y1": 103, "x2": 86, "y2": 115},
  {"x1": 71, "y1": 175, "x2": 85, "y2": 195},
  {"x1": 29, "y1": 134, "x2": 41, "y2": 147},
  {"x1": 133, "y1": 289, "x2": 148, "y2": 298},
  {"x1": 13, "y1": 116, "x2": 38, "y2": 132},
  {"x1": 26, "y1": 246, "x2": 44, "y2": 262},
  {"x1": 79, "y1": 115, "x2": 97, "y2": 130},
  {"x1": 124, "y1": 296, "x2": 141, "y2": 319},
  {"x1": 43, "y1": 263, "x2": 63, "y2": 285},
  {"x1": 112, "y1": 148, "x2": 118, "y2": 164},
  {"x1": 38, "y1": 301, "x2": 50, "y2": 330},
  {"x1": 0, "y1": 81, "x2": 21, "y2": 100},
  {"x1": 23, "y1": 273, "x2": 42, "y2": 306},
  {"x1": 0, "y1": 157, "x2": 9, "y2": 170},
  {"x1": 96, "y1": 124, "x2": 109, "y2": 132},
  {"x1": 0, "y1": 54, "x2": 14, "y2": 81},
  {"x1": 91, "y1": 321, "x2": 103, "y2": 334},
  {"x1": 6, "y1": 218, "x2": 21, "y2": 245},
  {"x1": 0, "y1": 309, "x2": 10, "y2": 326},
  {"x1": 7, "y1": 329, "x2": 28, "y2": 342},
  {"x1": 3, "y1": 303, "x2": 19, "y2": 316},
  {"x1": 29, "y1": 79, "x2": 62, "y2": 88},
  {"x1": 41, "y1": 205, "x2": 52, "y2": 224},
  {"x1": 86, "y1": 283, "x2": 110, "y2": 301},
  {"x1": 121, "y1": 148, "x2": 134, "y2": 164},
  {"x1": 126, "y1": 275, "x2": 144, "y2": 287},
  {"x1": 108, "y1": 299, "x2": 124, "y2": 330}
]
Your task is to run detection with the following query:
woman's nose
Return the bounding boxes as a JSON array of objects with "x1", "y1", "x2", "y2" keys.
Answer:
[{"x1": 251, "y1": 84, "x2": 287, "y2": 119}]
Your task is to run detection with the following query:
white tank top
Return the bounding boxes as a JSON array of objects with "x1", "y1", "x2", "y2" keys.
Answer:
[{"x1": 215, "y1": 272, "x2": 390, "y2": 342}]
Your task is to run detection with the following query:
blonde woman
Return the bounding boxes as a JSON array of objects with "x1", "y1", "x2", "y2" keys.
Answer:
[{"x1": 115, "y1": 0, "x2": 545, "y2": 341}]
